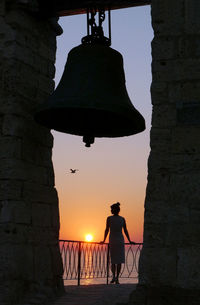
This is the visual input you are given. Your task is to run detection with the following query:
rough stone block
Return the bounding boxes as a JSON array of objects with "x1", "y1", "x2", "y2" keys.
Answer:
[
  {"x1": 37, "y1": 73, "x2": 54, "y2": 93},
  {"x1": 0, "y1": 222, "x2": 34, "y2": 244},
  {"x1": 0, "y1": 200, "x2": 15, "y2": 223},
  {"x1": 32, "y1": 203, "x2": 52, "y2": 227},
  {"x1": 167, "y1": 205, "x2": 190, "y2": 224},
  {"x1": 178, "y1": 36, "x2": 200, "y2": 59},
  {"x1": 0, "y1": 158, "x2": 48, "y2": 184},
  {"x1": 176, "y1": 101, "x2": 200, "y2": 126},
  {"x1": 185, "y1": 0, "x2": 200, "y2": 34},
  {"x1": 151, "y1": 81, "x2": 168, "y2": 105},
  {"x1": 168, "y1": 82, "x2": 182, "y2": 103},
  {"x1": 176, "y1": 81, "x2": 200, "y2": 102},
  {"x1": 170, "y1": 173, "x2": 200, "y2": 205},
  {"x1": 0, "y1": 95, "x2": 34, "y2": 117},
  {"x1": 0, "y1": 17, "x2": 13, "y2": 41},
  {"x1": 0, "y1": 243, "x2": 34, "y2": 280},
  {"x1": 144, "y1": 200, "x2": 190, "y2": 226},
  {"x1": 34, "y1": 246, "x2": 53, "y2": 280},
  {"x1": 45, "y1": 165, "x2": 55, "y2": 186},
  {"x1": 51, "y1": 203, "x2": 60, "y2": 229},
  {"x1": 23, "y1": 182, "x2": 58, "y2": 204},
  {"x1": 0, "y1": 223, "x2": 16, "y2": 244},
  {"x1": 152, "y1": 59, "x2": 183, "y2": 82},
  {"x1": 5, "y1": 10, "x2": 37, "y2": 33},
  {"x1": 139, "y1": 247, "x2": 177, "y2": 286},
  {"x1": 0, "y1": 180, "x2": 22, "y2": 200},
  {"x1": 0, "y1": 137, "x2": 21, "y2": 159},
  {"x1": 152, "y1": 104, "x2": 176, "y2": 127},
  {"x1": 2, "y1": 114, "x2": 53, "y2": 147},
  {"x1": 151, "y1": 36, "x2": 176, "y2": 60},
  {"x1": 15, "y1": 29, "x2": 39, "y2": 53},
  {"x1": 146, "y1": 172, "x2": 170, "y2": 201},
  {"x1": 182, "y1": 58, "x2": 200, "y2": 81},
  {"x1": 150, "y1": 128, "x2": 171, "y2": 152},
  {"x1": 4, "y1": 114, "x2": 28, "y2": 137},
  {"x1": 1, "y1": 59, "x2": 54, "y2": 102},
  {"x1": 153, "y1": 58, "x2": 200, "y2": 83},
  {"x1": 1, "y1": 61, "x2": 39, "y2": 98},
  {"x1": 22, "y1": 140, "x2": 52, "y2": 167},
  {"x1": 171, "y1": 153, "x2": 200, "y2": 174},
  {"x1": 165, "y1": 224, "x2": 200, "y2": 247},
  {"x1": 177, "y1": 247, "x2": 200, "y2": 288},
  {"x1": 151, "y1": 0, "x2": 185, "y2": 36},
  {"x1": 50, "y1": 246, "x2": 63, "y2": 277},
  {"x1": 147, "y1": 152, "x2": 170, "y2": 173},
  {"x1": 171, "y1": 127, "x2": 200, "y2": 154},
  {"x1": 0, "y1": 1, "x2": 5, "y2": 16},
  {"x1": 4, "y1": 42, "x2": 34, "y2": 65},
  {"x1": 190, "y1": 209, "x2": 200, "y2": 223},
  {"x1": 0, "y1": 201, "x2": 31, "y2": 224},
  {"x1": 143, "y1": 223, "x2": 166, "y2": 247},
  {"x1": 26, "y1": 226, "x2": 58, "y2": 246},
  {"x1": 38, "y1": 41, "x2": 56, "y2": 62},
  {"x1": 48, "y1": 62, "x2": 56, "y2": 79}
]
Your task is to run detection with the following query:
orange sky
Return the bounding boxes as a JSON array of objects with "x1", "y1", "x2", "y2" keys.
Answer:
[
  {"x1": 52, "y1": 6, "x2": 153, "y2": 243},
  {"x1": 53, "y1": 132, "x2": 150, "y2": 242}
]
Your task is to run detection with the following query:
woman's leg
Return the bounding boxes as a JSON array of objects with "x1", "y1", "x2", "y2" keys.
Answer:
[
  {"x1": 110, "y1": 264, "x2": 116, "y2": 282},
  {"x1": 115, "y1": 264, "x2": 121, "y2": 283}
]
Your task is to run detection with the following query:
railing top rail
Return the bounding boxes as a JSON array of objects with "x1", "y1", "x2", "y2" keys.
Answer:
[{"x1": 59, "y1": 239, "x2": 143, "y2": 245}]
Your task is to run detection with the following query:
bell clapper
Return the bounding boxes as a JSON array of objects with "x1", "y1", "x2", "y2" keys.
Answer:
[{"x1": 83, "y1": 135, "x2": 95, "y2": 147}]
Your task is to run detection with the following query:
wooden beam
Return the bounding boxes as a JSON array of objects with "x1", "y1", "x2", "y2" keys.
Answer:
[{"x1": 39, "y1": 0, "x2": 151, "y2": 17}]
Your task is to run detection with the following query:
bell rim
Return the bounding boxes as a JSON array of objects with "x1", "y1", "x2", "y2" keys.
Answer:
[{"x1": 35, "y1": 107, "x2": 145, "y2": 138}]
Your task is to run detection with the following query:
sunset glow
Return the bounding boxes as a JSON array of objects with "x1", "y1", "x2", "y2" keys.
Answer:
[{"x1": 85, "y1": 234, "x2": 93, "y2": 242}]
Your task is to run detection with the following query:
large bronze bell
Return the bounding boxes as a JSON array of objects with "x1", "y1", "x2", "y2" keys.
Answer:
[{"x1": 35, "y1": 11, "x2": 145, "y2": 147}]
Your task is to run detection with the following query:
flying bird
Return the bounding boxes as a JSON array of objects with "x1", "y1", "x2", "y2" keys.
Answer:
[{"x1": 70, "y1": 169, "x2": 79, "y2": 174}]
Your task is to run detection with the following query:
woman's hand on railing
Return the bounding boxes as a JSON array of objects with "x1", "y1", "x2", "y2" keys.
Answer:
[
  {"x1": 129, "y1": 241, "x2": 136, "y2": 245},
  {"x1": 99, "y1": 241, "x2": 105, "y2": 244}
]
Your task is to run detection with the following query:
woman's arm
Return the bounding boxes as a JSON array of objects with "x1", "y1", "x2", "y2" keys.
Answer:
[
  {"x1": 100, "y1": 217, "x2": 110, "y2": 243},
  {"x1": 123, "y1": 218, "x2": 135, "y2": 244}
]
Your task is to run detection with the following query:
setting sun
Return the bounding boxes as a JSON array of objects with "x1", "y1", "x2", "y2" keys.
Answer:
[{"x1": 85, "y1": 234, "x2": 93, "y2": 242}]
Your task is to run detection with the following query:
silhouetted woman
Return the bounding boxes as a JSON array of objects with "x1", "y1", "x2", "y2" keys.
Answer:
[{"x1": 100, "y1": 202, "x2": 135, "y2": 284}]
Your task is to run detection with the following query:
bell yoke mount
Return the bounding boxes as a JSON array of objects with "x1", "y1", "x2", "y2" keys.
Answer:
[{"x1": 81, "y1": 8, "x2": 111, "y2": 47}]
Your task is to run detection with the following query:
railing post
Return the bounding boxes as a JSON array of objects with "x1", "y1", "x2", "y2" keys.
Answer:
[
  {"x1": 106, "y1": 243, "x2": 110, "y2": 285},
  {"x1": 78, "y1": 242, "x2": 81, "y2": 286}
]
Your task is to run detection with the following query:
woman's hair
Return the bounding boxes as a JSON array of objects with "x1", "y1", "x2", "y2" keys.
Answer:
[{"x1": 110, "y1": 202, "x2": 120, "y2": 214}]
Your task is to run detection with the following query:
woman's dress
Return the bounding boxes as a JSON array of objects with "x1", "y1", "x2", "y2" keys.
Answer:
[{"x1": 108, "y1": 215, "x2": 125, "y2": 264}]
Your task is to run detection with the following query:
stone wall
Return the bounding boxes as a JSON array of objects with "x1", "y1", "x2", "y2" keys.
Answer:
[
  {"x1": 130, "y1": 0, "x2": 200, "y2": 304},
  {"x1": 0, "y1": 1, "x2": 64, "y2": 304}
]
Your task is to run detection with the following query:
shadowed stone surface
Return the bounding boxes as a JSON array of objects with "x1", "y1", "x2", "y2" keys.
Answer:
[
  {"x1": 0, "y1": 0, "x2": 64, "y2": 304},
  {"x1": 51, "y1": 284, "x2": 136, "y2": 305},
  {"x1": 130, "y1": 0, "x2": 200, "y2": 304}
]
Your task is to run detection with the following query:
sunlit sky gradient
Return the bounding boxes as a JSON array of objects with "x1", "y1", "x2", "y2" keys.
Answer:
[{"x1": 52, "y1": 5, "x2": 153, "y2": 243}]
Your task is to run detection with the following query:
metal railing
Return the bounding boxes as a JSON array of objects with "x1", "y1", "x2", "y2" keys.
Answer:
[{"x1": 59, "y1": 240, "x2": 142, "y2": 285}]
